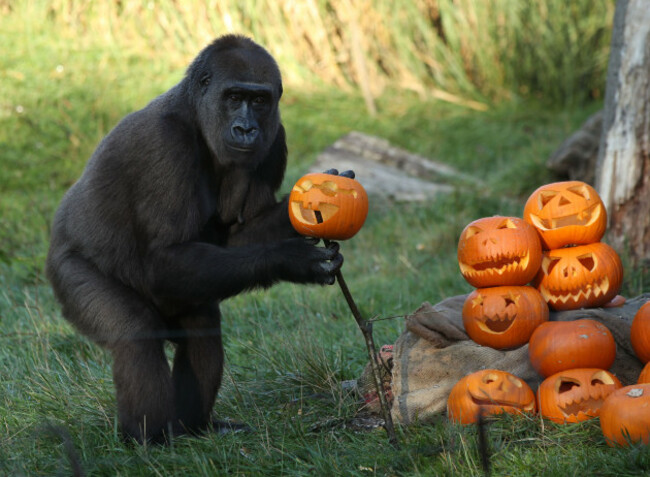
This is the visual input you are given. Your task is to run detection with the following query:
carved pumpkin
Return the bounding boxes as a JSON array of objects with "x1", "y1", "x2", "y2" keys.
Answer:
[
  {"x1": 630, "y1": 301, "x2": 650, "y2": 363},
  {"x1": 528, "y1": 319, "x2": 616, "y2": 378},
  {"x1": 447, "y1": 369, "x2": 536, "y2": 424},
  {"x1": 288, "y1": 173, "x2": 368, "y2": 240},
  {"x1": 600, "y1": 384, "x2": 650, "y2": 447},
  {"x1": 534, "y1": 242, "x2": 623, "y2": 311},
  {"x1": 457, "y1": 216, "x2": 542, "y2": 288},
  {"x1": 462, "y1": 286, "x2": 549, "y2": 349},
  {"x1": 523, "y1": 181, "x2": 607, "y2": 250},
  {"x1": 537, "y1": 368, "x2": 622, "y2": 423}
]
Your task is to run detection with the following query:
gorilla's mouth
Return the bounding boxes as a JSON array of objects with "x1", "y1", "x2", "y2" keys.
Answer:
[{"x1": 226, "y1": 144, "x2": 255, "y2": 153}]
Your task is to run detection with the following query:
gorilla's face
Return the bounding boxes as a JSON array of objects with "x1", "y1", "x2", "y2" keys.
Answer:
[{"x1": 196, "y1": 47, "x2": 283, "y2": 170}]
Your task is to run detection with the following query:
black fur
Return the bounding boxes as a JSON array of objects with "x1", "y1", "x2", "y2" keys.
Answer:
[{"x1": 46, "y1": 35, "x2": 343, "y2": 443}]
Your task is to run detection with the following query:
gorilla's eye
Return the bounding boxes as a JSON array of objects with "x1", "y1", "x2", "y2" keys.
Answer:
[
  {"x1": 200, "y1": 74, "x2": 211, "y2": 87},
  {"x1": 229, "y1": 93, "x2": 243, "y2": 102},
  {"x1": 253, "y1": 96, "x2": 267, "y2": 104}
]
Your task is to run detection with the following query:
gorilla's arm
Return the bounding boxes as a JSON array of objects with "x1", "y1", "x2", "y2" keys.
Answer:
[{"x1": 145, "y1": 239, "x2": 341, "y2": 309}]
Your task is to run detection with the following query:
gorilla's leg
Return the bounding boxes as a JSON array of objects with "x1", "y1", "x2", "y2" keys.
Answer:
[
  {"x1": 47, "y1": 251, "x2": 175, "y2": 443},
  {"x1": 171, "y1": 304, "x2": 223, "y2": 433}
]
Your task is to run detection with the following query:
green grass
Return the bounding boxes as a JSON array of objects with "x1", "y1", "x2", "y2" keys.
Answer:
[{"x1": 3, "y1": 2, "x2": 650, "y2": 476}]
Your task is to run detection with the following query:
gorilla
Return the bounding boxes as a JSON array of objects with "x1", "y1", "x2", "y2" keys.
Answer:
[{"x1": 46, "y1": 34, "x2": 345, "y2": 444}]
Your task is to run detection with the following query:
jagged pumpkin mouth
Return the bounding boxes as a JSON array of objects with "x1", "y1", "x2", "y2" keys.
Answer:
[
  {"x1": 529, "y1": 203, "x2": 602, "y2": 231},
  {"x1": 539, "y1": 276, "x2": 610, "y2": 304},
  {"x1": 459, "y1": 252, "x2": 530, "y2": 277}
]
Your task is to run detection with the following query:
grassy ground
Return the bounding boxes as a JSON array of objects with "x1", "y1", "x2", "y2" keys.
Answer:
[{"x1": 3, "y1": 3, "x2": 650, "y2": 476}]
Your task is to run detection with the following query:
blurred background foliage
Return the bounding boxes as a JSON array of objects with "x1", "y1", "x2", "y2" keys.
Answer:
[{"x1": 2, "y1": 0, "x2": 614, "y2": 107}]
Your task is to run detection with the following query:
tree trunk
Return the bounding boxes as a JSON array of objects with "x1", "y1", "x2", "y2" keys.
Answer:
[{"x1": 595, "y1": 0, "x2": 650, "y2": 265}]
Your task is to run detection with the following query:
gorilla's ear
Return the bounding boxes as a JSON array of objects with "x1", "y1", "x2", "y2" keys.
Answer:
[{"x1": 255, "y1": 124, "x2": 287, "y2": 192}]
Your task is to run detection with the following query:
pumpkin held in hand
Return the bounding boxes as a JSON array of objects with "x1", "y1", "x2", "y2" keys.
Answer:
[
  {"x1": 457, "y1": 216, "x2": 542, "y2": 288},
  {"x1": 523, "y1": 181, "x2": 607, "y2": 250},
  {"x1": 528, "y1": 319, "x2": 616, "y2": 377},
  {"x1": 600, "y1": 385, "x2": 650, "y2": 447},
  {"x1": 288, "y1": 173, "x2": 368, "y2": 240},
  {"x1": 534, "y1": 242, "x2": 623, "y2": 311},
  {"x1": 462, "y1": 286, "x2": 548, "y2": 350},
  {"x1": 447, "y1": 369, "x2": 536, "y2": 424},
  {"x1": 631, "y1": 301, "x2": 650, "y2": 363},
  {"x1": 537, "y1": 368, "x2": 622, "y2": 423}
]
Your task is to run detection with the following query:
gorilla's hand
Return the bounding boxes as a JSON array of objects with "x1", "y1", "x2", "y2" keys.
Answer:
[
  {"x1": 274, "y1": 238, "x2": 343, "y2": 285},
  {"x1": 323, "y1": 168, "x2": 355, "y2": 179}
]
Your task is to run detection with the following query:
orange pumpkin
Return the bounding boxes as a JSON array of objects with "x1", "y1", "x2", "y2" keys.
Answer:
[
  {"x1": 523, "y1": 181, "x2": 607, "y2": 250},
  {"x1": 537, "y1": 368, "x2": 622, "y2": 423},
  {"x1": 534, "y1": 242, "x2": 623, "y2": 311},
  {"x1": 600, "y1": 384, "x2": 650, "y2": 447},
  {"x1": 462, "y1": 286, "x2": 548, "y2": 349},
  {"x1": 457, "y1": 216, "x2": 542, "y2": 288},
  {"x1": 638, "y1": 362, "x2": 650, "y2": 383},
  {"x1": 288, "y1": 173, "x2": 368, "y2": 240},
  {"x1": 630, "y1": 301, "x2": 650, "y2": 363},
  {"x1": 447, "y1": 369, "x2": 536, "y2": 424},
  {"x1": 528, "y1": 319, "x2": 616, "y2": 377}
]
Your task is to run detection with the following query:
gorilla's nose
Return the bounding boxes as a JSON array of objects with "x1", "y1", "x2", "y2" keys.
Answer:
[{"x1": 231, "y1": 124, "x2": 259, "y2": 145}]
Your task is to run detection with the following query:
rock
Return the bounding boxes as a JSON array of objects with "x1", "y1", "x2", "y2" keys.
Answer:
[
  {"x1": 547, "y1": 110, "x2": 603, "y2": 185},
  {"x1": 309, "y1": 131, "x2": 474, "y2": 201}
]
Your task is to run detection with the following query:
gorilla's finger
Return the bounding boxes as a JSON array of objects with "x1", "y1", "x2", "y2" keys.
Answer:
[
  {"x1": 325, "y1": 240, "x2": 340, "y2": 254},
  {"x1": 304, "y1": 236, "x2": 320, "y2": 245},
  {"x1": 323, "y1": 168, "x2": 339, "y2": 176},
  {"x1": 339, "y1": 170, "x2": 355, "y2": 179}
]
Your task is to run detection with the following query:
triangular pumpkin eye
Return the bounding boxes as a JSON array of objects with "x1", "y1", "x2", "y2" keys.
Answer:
[
  {"x1": 559, "y1": 196, "x2": 572, "y2": 206},
  {"x1": 483, "y1": 373, "x2": 499, "y2": 384},
  {"x1": 539, "y1": 191, "x2": 557, "y2": 208},
  {"x1": 542, "y1": 256, "x2": 561, "y2": 275},
  {"x1": 497, "y1": 219, "x2": 517, "y2": 229},
  {"x1": 464, "y1": 226, "x2": 482, "y2": 238},
  {"x1": 567, "y1": 185, "x2": 590, "y2": 200},
  {"x1": 558, "y1": 379, "x2": 581, "y2": 393},
  {"x1": 577, "y1": 254, "x2": 595, "y2": 271},
  {"x1": 503, "y1": 296, "x2": 516, "y2": 307}
]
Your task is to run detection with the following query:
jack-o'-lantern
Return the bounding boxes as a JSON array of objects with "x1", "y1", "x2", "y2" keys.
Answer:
[
  {"x1": 528, "y1": 319, "x2": 616, "y2": 377},
  {"x1": 600, "y1": 385, "x2": 650, "y2": 447},
  {"x1": 288, "y1": 173, "x2": 368, "y2": 240},
  {"x1": 537, "y1": 368, "x2": 622, "y2": 423},
  {"x1": 457, "y1": 216, "x2": 542, "y2": 288},
  {"x1": 534, "y1": 242, "x2": 623, "y2": 311},
  {"x1": 523, "y1": 181, "x2": 607, "y2": 250},
  {"x1": 447, "y1": 369, "x2": 536, "y2": 424},
  {"x1": 462, "y1": 286, "x2": 548, "y2": 349},
  {"x1": 630, "y1": 301, "x2": 650, "y2": 363}
]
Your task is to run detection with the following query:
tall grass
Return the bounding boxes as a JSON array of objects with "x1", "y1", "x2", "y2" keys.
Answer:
[{"x1": 3, "y1": 0, "x2": 614, "y2": 107}]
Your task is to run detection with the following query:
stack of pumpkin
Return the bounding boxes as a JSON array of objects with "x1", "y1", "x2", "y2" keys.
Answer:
[{"x1": 448, "y1": 181, "x2": 650, "y2": 447}]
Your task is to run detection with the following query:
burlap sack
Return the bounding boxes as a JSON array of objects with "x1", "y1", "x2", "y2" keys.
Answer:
[{"x1": 390, "y1": 293, "x2": 650, "y2": 425}]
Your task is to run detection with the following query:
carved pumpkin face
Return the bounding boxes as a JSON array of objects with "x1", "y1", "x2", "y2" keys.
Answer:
[
  {"x1": 447, "y1": 369, "x2": 536, "y2": 424},
  {"x1": 600, "y1": 385, "x2": 650, "y2": 447},
  {"x1": 457, "y1": 216, "x2": 542, "y2": 288},
  {"x1": 288, "y1": 173, "x2": 368, "y2": 240},
  {"x1": 523, "y1": 181, "x2": 607, "y2": 250},
  {"x1": 462, "y1": 286, "x2": 548, "y2": 349},
  {"x1": 538, "y1": 368, "x2": 622, "y2": 423},
  {"x1": 534, "y1": 242, "x2": 623, "y2": 311}
]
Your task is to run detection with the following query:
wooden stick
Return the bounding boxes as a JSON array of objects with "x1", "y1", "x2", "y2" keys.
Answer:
[{"x1": 325, "y1": 238, "x2": 399, "y2": 448}]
